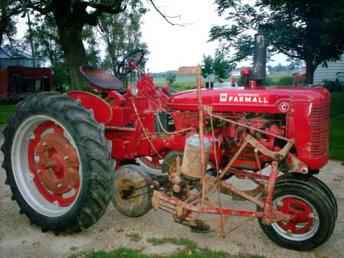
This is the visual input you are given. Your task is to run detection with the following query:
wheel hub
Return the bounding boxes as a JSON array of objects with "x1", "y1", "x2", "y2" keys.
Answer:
[
  {"x1": 277, "y1": 197, "x2": 314, "y2": 235},
  {"x1": 28, "y1": 121, "x2": 80, "y2": 207},
  {"x1": 117, "y1": 179, "x2": 140, "y2": 203}
]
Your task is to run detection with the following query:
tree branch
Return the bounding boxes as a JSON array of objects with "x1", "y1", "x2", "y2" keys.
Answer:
[
  {"x1": 275, "y1": 46, "x2": 302, "y2": 59},
  {"x1": 86, "y1": 1, "x2": 126, "y2": 15},
  {"x1": 147, "y1": 0, "x2": 183, "y2": 26},
  {"x1": 20, "y1": 0, "x2": 53, "y2": 15}
]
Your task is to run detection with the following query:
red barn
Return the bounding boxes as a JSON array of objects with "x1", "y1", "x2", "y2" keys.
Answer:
[{"x1": 0, "y1": 46, "x2": 53, "y2": 101}]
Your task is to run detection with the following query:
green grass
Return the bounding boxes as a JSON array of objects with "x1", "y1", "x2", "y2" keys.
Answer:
[
  {"x1": 146, "y1": 237, "x2": 197, "y2": 249},
  {"x1": 71, "y1": 240, "x2": 266, "y2": 258},
  {"x1": 330, "y1": 92, "x2": 344, "y2": 118},
  {"x1": 329, "y1": 92, "x2": 344, "y2": 161},
  {"x1": 330, "y1": 115, "x2": 344, "y2": 161},
  {"x1": 0, "y1": 104, "x2": 16, "y2": 125}
]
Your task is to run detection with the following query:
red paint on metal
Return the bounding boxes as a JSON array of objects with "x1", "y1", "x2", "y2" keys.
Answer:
[
  {"x1": 277, "y1": 197, "x2": 314, "y2": 234},
  {"x1": 263, "y1": 162, "x2": 279, "y2": 224},
  {"x1": 73, "y1": 67, "x2": 329, "y2": 172},
  {"x1": 28, "y1": 121, "x2": 80, "y2": 207},
  {"x1": 68, "y1": 90, "x2": 113, "y2": 124}
]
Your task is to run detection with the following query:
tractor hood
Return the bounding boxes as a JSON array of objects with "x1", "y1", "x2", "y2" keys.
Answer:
[{"x1": 168, "y1": 87, "x2": 330, "y2": 114}]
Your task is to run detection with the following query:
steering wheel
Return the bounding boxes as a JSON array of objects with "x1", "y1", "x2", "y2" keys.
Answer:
[{"x1": 120, "y1": 49, "x2": 145, "y2": 76}]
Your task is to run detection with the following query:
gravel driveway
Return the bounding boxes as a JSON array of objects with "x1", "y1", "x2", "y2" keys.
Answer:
[{"x1": 0, "y1": 128, "x2": 343, "y2": 258}]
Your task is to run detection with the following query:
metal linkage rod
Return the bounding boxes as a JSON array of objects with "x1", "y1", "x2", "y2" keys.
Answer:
[
  {"x1": 206, "y1": 110, "x2": 291, "y2": 142},
  {"x1": 196, "y1": 77, "x2": 207, "y2": 205}
]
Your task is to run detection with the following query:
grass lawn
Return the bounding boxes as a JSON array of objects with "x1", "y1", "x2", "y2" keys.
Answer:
[
  {"x1": 71, "y1": 238, "x2": 265, "y2": 258},
  {"x1": 329, "y1": 92, "x2": 344, "y2": 161},
  {"x1": 330, "y1": 115, "x2": 344, "y2": 161},
  {"x1": 75, "y1": 247, "x2": 245, "y2": 258},
  {"x1": 0, "y1": 104, "x2": 16, "y2": 125},
  {"x1": 76, "y1": 248, "x2": 266, "y2": 258}
]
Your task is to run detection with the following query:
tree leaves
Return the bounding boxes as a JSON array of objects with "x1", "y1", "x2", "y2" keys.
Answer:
[{"x1": 211, "y1": 0, "x2": 344, "y2": 83}]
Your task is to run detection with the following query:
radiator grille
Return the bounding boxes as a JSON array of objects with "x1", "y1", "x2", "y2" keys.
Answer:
[{"x1": 310, "y1": 101, "x2": 329, "y2": 157}]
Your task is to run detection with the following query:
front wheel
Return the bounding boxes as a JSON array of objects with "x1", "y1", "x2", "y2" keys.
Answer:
[
  {"x1": 113, "y1": 165, "x2": 153, "y2": 217},
  {"x1": 259, "y1": 178, "x2": 336, "y2": 251}
]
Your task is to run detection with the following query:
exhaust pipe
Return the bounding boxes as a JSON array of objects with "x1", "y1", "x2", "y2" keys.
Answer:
[{"x1": 253, "y1": 34, "x2": 267, "y2": 81}]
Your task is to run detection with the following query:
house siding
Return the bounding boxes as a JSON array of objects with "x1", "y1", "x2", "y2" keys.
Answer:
[{"x1": 314, "y1": 55, "x2": 344, "y2": 84}]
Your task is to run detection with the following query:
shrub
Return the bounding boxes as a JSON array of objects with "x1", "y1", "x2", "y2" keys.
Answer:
[
  {"x1": 323, "y1": 80, "x2": 343, "y2": 92},
  {"x1": 165, "y1": 72, "x2": 177, "y2": 85},
  {"x1": 277, "y1": 76, "x2": 293, "y2": 85}
]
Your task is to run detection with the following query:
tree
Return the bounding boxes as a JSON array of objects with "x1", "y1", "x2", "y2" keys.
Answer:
[
  {"x1": 0, "y1": 0, "x2": 19, "y2": 45},
  {"x1": 165, "y1": 72, "x2": 176, "y2": 85},
  {"x1": 23, "y1": 13, "x2": 70, "y2": 90},
  {"x1": 201, "y1": 55, "x2": 214, "y2": 78},
  {"x1": 24, "y1": 12, "x2": 104, "y2": 89},
  {"x1": 210, "y1": 0, "x2": 344, "y2": 84},
  {"x1": 84, "y1": 26, "x2": 101, "y2": 67},
  {"x1": 201, "y1": 51, "x2": 234, "y2": 80},
  {"x1": 98, "y1": 0, "x2": 148, "y2": 80},
  {"x1": 24, "y1": 14, "x2": 63, "y2": 66},
  {"x1": 10, "y1": 0, "x2": 127, "y2": 88},
  {"x1": 213, "y1": 50, "x2": 234, "y2": 80}
]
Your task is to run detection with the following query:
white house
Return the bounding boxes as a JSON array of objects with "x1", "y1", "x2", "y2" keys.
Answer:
[{"x1": 314, "y1": 54, "x2": 344, "y2": 84}]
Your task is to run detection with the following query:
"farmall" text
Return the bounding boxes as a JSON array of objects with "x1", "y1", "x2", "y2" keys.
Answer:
[{"x1": 219, "y1": 93, "x2": 269, "y2": 104}]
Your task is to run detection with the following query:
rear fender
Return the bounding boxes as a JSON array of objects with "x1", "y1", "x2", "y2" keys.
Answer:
[{"x1": 68, "y1": 90, "x2": 112, "y2": 124}]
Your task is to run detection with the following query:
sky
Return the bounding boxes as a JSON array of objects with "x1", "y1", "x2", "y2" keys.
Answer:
[
  {"x1": 141, "y1": 0, "x2": 288, "y2": 73},
  {"x1": 141, "y1": 0, "x2": 228, "y2": 72},
  {"x1": 12, "y1": 0, "x2": 288, "y2": 72}
]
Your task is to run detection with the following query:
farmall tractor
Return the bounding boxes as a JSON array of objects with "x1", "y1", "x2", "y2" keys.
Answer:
[{"x1": 2, "y1": 35, "x2": 337, "y2": 251}]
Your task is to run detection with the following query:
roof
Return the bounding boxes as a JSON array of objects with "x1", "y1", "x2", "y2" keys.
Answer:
[
  {"x1": 0, "y1": 45, "x2": 33, "y2": 60},
  {"x1": 176, "y1": 65, "x2": 202, "y2": 75}
]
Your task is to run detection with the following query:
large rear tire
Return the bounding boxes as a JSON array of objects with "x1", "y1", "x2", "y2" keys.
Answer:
[
  {"x1": 258, "y1": 176, "x2": 336, "y2": 251},
  {"x1": 1, "y1": 92, "x2": 114, "y2": 233}
]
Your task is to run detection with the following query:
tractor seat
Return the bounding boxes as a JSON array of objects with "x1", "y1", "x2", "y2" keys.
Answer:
[{"x1": 80, "y1": 66, "x2": 125, "y2": 93}]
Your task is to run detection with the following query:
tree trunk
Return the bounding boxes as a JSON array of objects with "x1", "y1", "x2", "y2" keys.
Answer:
[
  {"x1": 305, "y1": 61, "x2": 316, "y2": 85},
  {"x1": 52, "y1": 0, "x2": 87, "y2": 90},
  {"x1": 58, "y1": 26, "x2": 86, "y2": 89},
  {"x1": 53, "y1": 21, "x2": 87, "y2": 89},
  {"x1": 27, "y1": 13, "x2": 36, "y2": 67}
]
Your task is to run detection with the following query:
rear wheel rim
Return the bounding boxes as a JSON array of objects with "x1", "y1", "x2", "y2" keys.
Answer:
[
  {"x1": 272, "y1": 195, "x2": 320, "y2": 241},
  {"x1": 11, "y1": 115, "x2": 82, "y2": 217}
]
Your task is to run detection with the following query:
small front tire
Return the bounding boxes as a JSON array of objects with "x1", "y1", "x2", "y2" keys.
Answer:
[{"x1": 259, "y1": 178, "x2": 336, "y2": 251}]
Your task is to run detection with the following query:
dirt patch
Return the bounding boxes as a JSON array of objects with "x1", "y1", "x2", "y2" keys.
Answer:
[{"x1": 0, "y1": 130, "x2": 343, "y2": 258}]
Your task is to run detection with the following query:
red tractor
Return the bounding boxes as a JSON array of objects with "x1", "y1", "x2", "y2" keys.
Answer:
[{"x1": 1, "y1": 36, "x2": 337, "y2": 251}]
